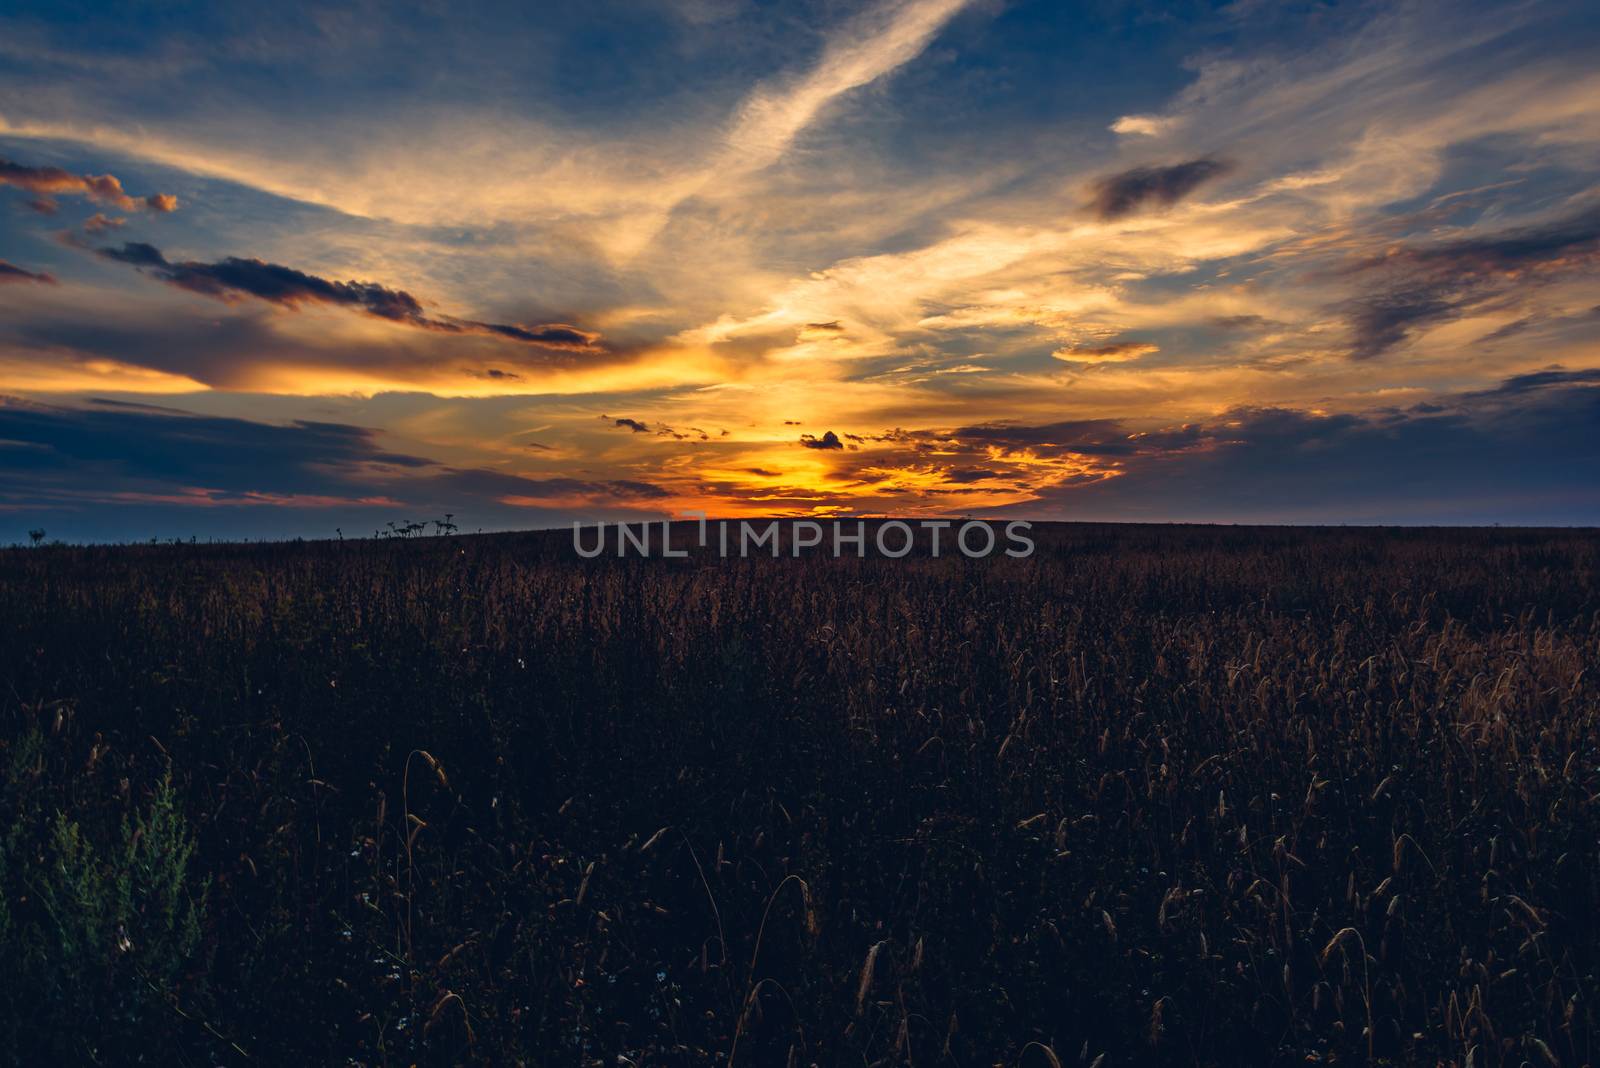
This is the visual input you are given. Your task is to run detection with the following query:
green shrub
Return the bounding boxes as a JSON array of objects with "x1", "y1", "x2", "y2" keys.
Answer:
[{"x1": 0, "y1": 755, "x2": 207, "y2": 1064}]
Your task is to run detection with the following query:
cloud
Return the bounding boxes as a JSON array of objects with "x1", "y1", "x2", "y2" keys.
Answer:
[
  {"x1": 1341, "y1": 293, "x2": 1454, "y2": 362},
  {"x1": 1384, "y1": 207, "x2": 1600, "y2": 274},
  {"x1": 96, "y1": 241, "x2": 167, "y2": 267},
  {"x1": 758, "y1": 368, "x2": 1599, "y2": 523},
  {"x1": 473, "y1": 322, "x2": 600, "y2": 348},
  {"x1": 600, "y1": 415, "x2": 708, "y2": 440},
  {"x1": 800, "y1": 430, "x2": 844, "y2": 449},
  {"x1": 942, "y1": 467, "x2": 1002, "y2": 483},
  {"x1": 1470, "y1": 366, "x2": 1600, "y2": 396},
  {"x1": 82, "y1": 212, "x2": 125, "y2": 234},
  {"x1": 1004, "y1": 371, "x2": 1600, "y2": 523},
  {"x1": 942, "y1": 418, "x2": 1201, "y2": 457},
  {"x1": 1109, "y1": 114, "x2": 1176, "y2": 138},
  {"x1": 428, "y1": 467, "x2": 672, "y2": 502},
  {"x1": 1340, "y1": 206, "x2": 1600, "y2": 359},
  {"x1": 95, "y1": 241, "x2": 602, "y2": 352},
  {"x1": 722, "y1": 0, "x2": 973, "y2": 176},
  {"x1": 1089, "y1": 158, "x2": 1232, "y2": 219},
  {"x1": 594, "y1": 0, "x2": 979, "y2": 258},
  {"x1": 1209, "y1": 314, "x2": 1273, "y2": 331},
  {"x1": 0, "y1": 259, "x2": 56, "y2": 285},
  {"x1": 0, "y1": 396, "x2": 670, "y2": 538},
  {"x1": 0, "y1": 281, "x2": 697, "y2": 396},
  {"x1": 1051, "y1": 341, "x2": 1158, "y2": 363},
  {"x1": 0, "y1": 156, "x2": 178, "y2": 212},
  {"x1": 0, "y1": 397, "x2": 430, "y2": 501}
]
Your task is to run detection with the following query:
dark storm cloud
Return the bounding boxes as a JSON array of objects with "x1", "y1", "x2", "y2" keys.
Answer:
[
  {"x1": 1342, "y1": 293, "x2": 1456, "y2": 361},
  {"x1": 838, "y1": 371, "x2": 1598, "y2": 523},
  {"x1": 1052, "y1": 340, "x2": 1159, "y2": 363},
  {"x1": 0, "y1": 399, "x2": 430, "y2": 502},
  {"x1": 1089, "y1": 158, "x2": 1232, "y2": 219},
  {"x1": 97, "y1": 241, "x2": 171, "y2": 267},
  {"x1": 1384, "y1": 208, "x2": 1600, "y2": 274},
  {"x1": 1340, "y1": 207, "x2": 1600, "y2": 359},
  {"x1": 476, "y1": 322, "x2": 600, "y2": 347},
  {"x1": 0, "y1": 305, "x2": 318, "y2": 389},
  {"x1": 800, "y1": 430, "x2": 844, "y2": 449},
  {"x1": 0, "y1": 399, "x2": 670, "y2": 525},
  {"x1": 1478, "y1": 367, "x2": 1600, "y2": 395},
  {"x1": 601, "y1": 415, "x2": 703, "y2": 440},
  {"x1": 1210, "y1": 315, "x2": 1273, "y2": 329},
  {"x1": 1062, "y1": 341, "x2": 1150, "y2": 357},
  {"x1": 94, "y1": 241, "x2": 602, "y2": 352},
  {"x1": 1008, "y1": 371, "x2": 1600, "y2": 524},
  {"x1": 427, "y1": 467, "x2": 671, "y2": 501},
  {"x1": 950, "y1": 418, "x2": 1151, "y2": 456},
  {"x1": 0, "y1": 259, "x2": 56, "y2": 284},
  {"x1": 943, "y1": 467, "x2": 1002, "y2": 483},
  {"x1": 0, "y1": 156, "x2": 178, "y2": 212},
  {"x1": 608, "y1": 480, "x2": 672, "y2": 498}
]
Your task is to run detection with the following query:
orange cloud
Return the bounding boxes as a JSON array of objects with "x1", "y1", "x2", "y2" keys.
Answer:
[{"x1": 1, "y1": 156, "x2": 178, "y2": 212}]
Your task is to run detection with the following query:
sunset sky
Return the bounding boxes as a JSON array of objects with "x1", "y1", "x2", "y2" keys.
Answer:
[{"x1": 3, "y1": 0, "x2": 1598, "y2": 540}]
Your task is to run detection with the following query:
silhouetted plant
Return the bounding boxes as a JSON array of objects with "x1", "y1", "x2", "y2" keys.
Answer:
[{"x1": 0, "y1": 743, "x2": 207, "y2": 1065}]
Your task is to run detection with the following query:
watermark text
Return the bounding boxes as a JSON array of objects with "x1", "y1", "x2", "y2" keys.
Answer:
[{"x1": 573, "y1": 515, "x2": 1034, "y2": 559}]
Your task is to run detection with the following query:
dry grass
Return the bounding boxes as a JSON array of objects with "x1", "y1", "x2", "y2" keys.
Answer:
[{"x1": 0, "y1": 522, "x2": 1596, "y2": 1065}]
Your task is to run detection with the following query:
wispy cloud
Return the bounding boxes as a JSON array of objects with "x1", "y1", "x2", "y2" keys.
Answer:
[
  {"x1": 723, "y1": 0, "x2": 972, "y2": 174},
  {"x1": 602, "y1": 0, "x2": 978, "y2": 257}
]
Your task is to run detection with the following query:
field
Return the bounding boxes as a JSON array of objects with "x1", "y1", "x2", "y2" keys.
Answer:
[{"x1": 1, "y1": 523, "x2": 1598, "y2": 1066}]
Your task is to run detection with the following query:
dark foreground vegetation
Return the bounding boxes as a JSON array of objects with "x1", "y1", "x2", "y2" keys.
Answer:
[{"x1": 2, "y1": 523, "x2": 1598, "y2": 1066}]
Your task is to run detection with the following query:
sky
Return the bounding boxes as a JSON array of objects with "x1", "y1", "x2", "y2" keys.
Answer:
[{"x1": 2, "y1": 0, "x2": 1598, "y2": 541}]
